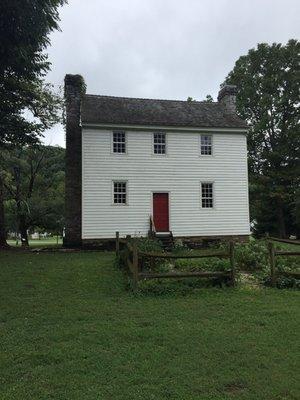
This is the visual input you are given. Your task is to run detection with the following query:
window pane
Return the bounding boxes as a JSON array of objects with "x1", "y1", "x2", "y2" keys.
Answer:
[
  {"x1": 201, "y1": 135, "x2": 212, "y2": 155},
  {"x1": 113, "y1": 181, "x2": 127, "y2": 204},
  {"x1": 201, "y1": 183, "x2": 213, "y2": 208},
  {"x1": 154, "y1": 133, "x2": 166, "y2": 154},
  {"x1": 113, "y1": 132, "x2": 126, "y2": 153}
]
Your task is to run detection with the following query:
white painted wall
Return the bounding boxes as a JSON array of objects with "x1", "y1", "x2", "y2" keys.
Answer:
[{"x1": 82, "y1": 128, "x2": 250, "y2": 239}]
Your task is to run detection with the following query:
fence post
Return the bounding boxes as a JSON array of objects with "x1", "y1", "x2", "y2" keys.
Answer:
[
  {"x1": 229, "y1": 241, "x2": 236, "y2": 286},
  {"x1": 132, "y1": 240, "x2": 139, "y2": 292},
  {"x1": 116, "y1": 231, "x2": 120, "y2": 257},
  {"x1": 268, "y1": 241, "x2": 276, "y2": 287},
  {"x1": 150, "y1": 256, "x2": 154, "y2": 271}
]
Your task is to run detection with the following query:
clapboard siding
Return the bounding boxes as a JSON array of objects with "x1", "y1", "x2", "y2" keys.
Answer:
[{"x1": 82, "y1": 129, "x2": 250, "y2": 238}]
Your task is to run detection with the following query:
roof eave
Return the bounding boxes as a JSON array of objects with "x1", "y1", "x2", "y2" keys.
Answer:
[{"x1": 81, "y1": 122, "x2": 248, "y2": 133}]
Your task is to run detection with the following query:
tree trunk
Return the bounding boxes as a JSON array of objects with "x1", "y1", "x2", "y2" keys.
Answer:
[
  {"x1": 277, "y1": 200, "x2": 287, "y2": 238},
  {"x1": 19, "y1": 216, "x2": 29, "y2": 247},
  {"x1": 0, "y1": 174, "x2": 9, "y2": 248}
]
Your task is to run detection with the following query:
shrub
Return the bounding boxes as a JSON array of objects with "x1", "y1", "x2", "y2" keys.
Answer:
[
  {"x1": 173, "y1": 239, "x2": 190, "y2": 253},
  {"x1": 134, "y1": 237, "x2": 163, "y2": 253},
  {"x1": 234, "y1": 239, "x2": 268, "y2": 271},
  {"x1": 263, "y1": 275, "x2": 300, "y2": 289},
  {"x1": 174, "y1": 257, "x2": 230, "y2": 272},
  {"x1": 276, "y1": 256, "x2": 299, "y2": 272},
  {"x1": 135, "y1": 237, "x2": 166, "y2": 272}
]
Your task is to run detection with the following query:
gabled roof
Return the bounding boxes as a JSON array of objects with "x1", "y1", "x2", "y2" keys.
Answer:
[{"x1": 81, "y1": 94, "x2": 248, "y2": 129}]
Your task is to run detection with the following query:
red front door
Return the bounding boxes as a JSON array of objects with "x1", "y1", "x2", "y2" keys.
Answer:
[{"x1": 153, "y1": 193, "x2": 169, "y2": 232}]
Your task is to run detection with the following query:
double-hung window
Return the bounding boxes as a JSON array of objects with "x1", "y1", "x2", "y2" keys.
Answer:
[
  {"x1": 201, "y1": 182, "x2": 213, "y2": 208},
  {"x1": 200, "y1": 134, "x2": 212, "y2": 155},
  {"x1": 153, "y1": 132, "x2": 166, "y2": 155},
  {"x1": 113, "y1": 181, "x2": 127, "y2": 204},
  {"x1": 113, "y1": 131, "x2": 126, "y2": 153}
]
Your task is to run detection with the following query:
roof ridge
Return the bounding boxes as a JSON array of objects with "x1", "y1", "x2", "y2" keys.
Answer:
[{"x1": 84, "y1": 93, "x2": 219, "y2": 105}]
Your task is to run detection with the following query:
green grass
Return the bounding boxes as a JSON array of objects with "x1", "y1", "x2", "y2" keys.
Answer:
[
  {"x1": 0, "y1": 250, "x2": 299, "y2": 400},
  {"x1": 7, "y1": 237, "x2": 63, "y2": 247},
  {"x1": 275, "y1": 241, "x2": 300, "y2": 251}
]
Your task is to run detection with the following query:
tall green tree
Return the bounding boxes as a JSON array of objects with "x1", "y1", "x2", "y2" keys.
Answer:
[
  {"x1": 0, "y1": 0, "x2": 66, "y2": 145},
  {"x1": 3, "y1": 145, "x2": 65, "y2": 246},
  {"x1": 0, "y1": 0, "x2": 66, "y2": 247},
  {"x1": 224, "y1": 40, "x2": 300, "y2": 237}
]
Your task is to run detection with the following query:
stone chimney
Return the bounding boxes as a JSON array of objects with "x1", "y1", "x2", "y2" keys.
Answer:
[
  {"x1": 64, "y1": 74, "x2": 86, "y2": 247},
  {"x1": 217, "y1": 85, "x2": 237, "y2": 113}
]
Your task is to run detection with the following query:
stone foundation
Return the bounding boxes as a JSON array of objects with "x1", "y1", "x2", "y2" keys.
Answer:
[{"x1": 81, "y1": 234, "x2": 250, "y2": 250}]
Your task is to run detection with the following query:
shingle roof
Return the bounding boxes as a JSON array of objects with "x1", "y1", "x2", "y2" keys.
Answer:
[{"x1": 81, "y1": 94, "x2": 248, "y2": 129}]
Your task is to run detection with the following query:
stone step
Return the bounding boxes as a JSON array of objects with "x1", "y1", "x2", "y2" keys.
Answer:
[{"x1": 155, "y1": 232, "x2": 174, "y2": 250}]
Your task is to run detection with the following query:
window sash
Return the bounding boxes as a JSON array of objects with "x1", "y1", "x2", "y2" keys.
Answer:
[
  {"x1": 153, "y1": 133, "x2": 166, "y2": 154},
  {"x1": 113, "y1": 132, "x2": 126, "y2": 153},
  {"x1": 200, "y1": 135, "x2": 212, "y2": 155},
  {"x1": 201, "y1": 182, "x2": 213, "y2": 208},
  {"x1": 113, "y1": 181, "x2": 127, "y2": 204}
]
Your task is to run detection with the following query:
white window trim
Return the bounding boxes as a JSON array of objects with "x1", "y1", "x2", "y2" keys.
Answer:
[
  {"x1": 111, "y1": 131, "x2": 127, "y2": 155},
  {"x1": 200, "y1": 181, "x2": 215, "y2": 209},
  {"x1": 199, "y1": 134, "x2": 213, "y2": 156},
  {"x1": 153, "y1": 132, "x2": 167, "y2": 156},
  {"x1": 112, "y1": 180, "x2": 128, "y2": 206}
]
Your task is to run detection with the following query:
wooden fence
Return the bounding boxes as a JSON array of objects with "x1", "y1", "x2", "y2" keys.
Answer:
[
  {"x1": 115, "y1": 232, "x2": 236, "y2": 291},
  {"x1": 267, "y1": 237, "x2": 300, "y2": 286}
]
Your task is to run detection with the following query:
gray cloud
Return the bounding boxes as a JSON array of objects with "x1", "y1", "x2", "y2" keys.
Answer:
[{"x1": 43, "y1": 0, "x2": 300, "y2": 147}]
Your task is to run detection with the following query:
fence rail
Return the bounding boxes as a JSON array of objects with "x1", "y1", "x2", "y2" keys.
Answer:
[
  {"x1": 139, "y1": 271, "x2": 231, "y2": 279},
  {"x1": 267, "y1": 238, "x2": 300, "y2": 286},
  {"x1": 268, "y1": 236, "x2": 300, "y2": 246},
  {"x1": 115, "y1": 232, "x2": 236, "y2": 291},
  {"x1": 139, "y1": 251, "x2": 228, "y2": 259}
]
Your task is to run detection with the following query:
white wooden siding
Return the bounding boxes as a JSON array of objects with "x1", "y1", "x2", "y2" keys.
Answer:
[{"x1": 82, "y1": 129, "x2": 250, "y2": 238}]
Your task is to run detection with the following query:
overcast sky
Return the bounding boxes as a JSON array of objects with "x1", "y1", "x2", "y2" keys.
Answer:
[{"x1": 44, "y1": 0, "x2": 300, "y2": 147}]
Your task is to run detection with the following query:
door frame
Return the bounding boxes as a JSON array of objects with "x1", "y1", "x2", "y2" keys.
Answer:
[{"x1": 151, "y1": 191, "x2": 171, "y2": 232}]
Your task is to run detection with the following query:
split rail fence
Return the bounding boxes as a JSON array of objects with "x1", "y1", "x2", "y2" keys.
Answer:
[
  {"x1": 267, "y1": 237, "x2": 300, "y2": 286},
  {"x1": 115, "y1": 232, "x2": 236, "y2": 291}
]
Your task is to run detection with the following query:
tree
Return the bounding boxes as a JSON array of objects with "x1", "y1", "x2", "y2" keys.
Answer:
[
  {"x1": 0, "y1": 0, "x2": 66, "y2": 247},
  {"x1": 224, "y1": 40, "x2": 300, "y2": 237},
  {"x1": 0, "y1": 0, "x2": 66, "y2": 145},
  {"x1": 0, "y1": 82, "x2": 62, "y2": 247},
  {"x1": 3, "y1": 145, "x2": 65, "y2": 246},
  {"x1": 203, "y1": 94, "x2": 213, "y2": 103},
  {"x1": 187, "y1": 95, "x2": 214, "y2": 102}
]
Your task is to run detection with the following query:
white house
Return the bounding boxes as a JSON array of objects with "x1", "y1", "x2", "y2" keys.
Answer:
[{"x1": 64, "y1": 75, "x2": 250, "y2": 247}]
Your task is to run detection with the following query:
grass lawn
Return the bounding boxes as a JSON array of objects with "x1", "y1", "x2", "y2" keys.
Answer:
[
  {"x1": 7, "y1": 237, "x2": 63, "y2": 247},
  {"x1": 0, "y1": 250, "x2": 299, "y2": 400},
  {"x1": 275, "y1": 241, "x2": 300, "y2": 251}
]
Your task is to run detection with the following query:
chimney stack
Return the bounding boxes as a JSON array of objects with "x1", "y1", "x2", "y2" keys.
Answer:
[
  {"x1": 64, "y1": 74, "x2": 86, "y2": 247},
  {"x1": 217, "y1": 85, "x2": 237, "y2": 113}
]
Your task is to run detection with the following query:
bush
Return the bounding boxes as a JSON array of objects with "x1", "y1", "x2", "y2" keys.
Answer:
[
  {"x1": 120, "y1": 237, "x2": 300, "y2": 291},
  {"x1": 234, "y1": 239, "x2": 268, "y2": 271},
  {"x1": 174, "y1": 257, "x2": 230, "y2": 272},
  {"x1": 230, "y1": 239, "x2": 299, "y2": 288},
  {"x1": 173, "y1": 239, "x2": 190, "y2": 253},
  {"x1": 263, "y1": 275, "x2": 300, "y2": 289},
  {"x1": 118, "y1": 237, "x2": 164, "y2": 272},
  {"x1": 134, "y1": 237, "x2": 163, "y2": 253},
  {"x1": 269, "y1": 255, "x2": 300, "y2": 288},
  {"x1": 276, "y1": 256, "x2": 299, "y2": 272}
]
